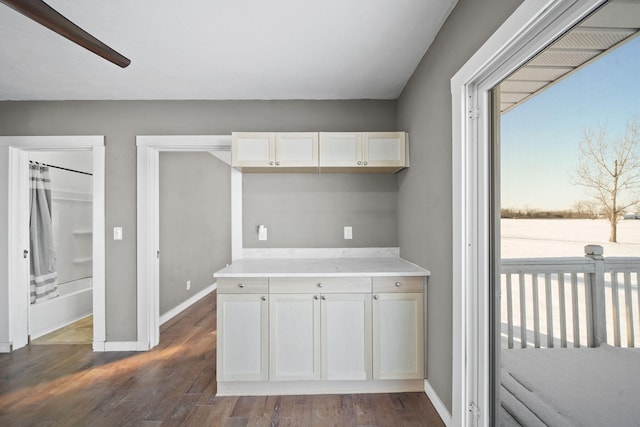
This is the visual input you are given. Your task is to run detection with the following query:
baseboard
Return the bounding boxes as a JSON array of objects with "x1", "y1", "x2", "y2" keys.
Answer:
[
  {"x1": 159, "y1": 282, "x2": 217, "y2": 325},
  {"x1": 218, "y1": 379, "x2": 425, "y2": 396},
  {"x1": 103, "y1": 341, "x2": 147, "y2": 352},
  {"x1": 425, "y1": 379, "x2": 452, "y2": 426},
  {"x1": 97, "y1": 284, "x2": 217, "y2": 353},
  {"x1": 0, "y1": 342, "x2": 12, "y2": 353}
]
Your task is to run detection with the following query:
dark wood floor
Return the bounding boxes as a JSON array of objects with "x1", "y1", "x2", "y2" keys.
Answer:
[{"x1": 0, "y1": 292, "x2": 444, "y2": 426}]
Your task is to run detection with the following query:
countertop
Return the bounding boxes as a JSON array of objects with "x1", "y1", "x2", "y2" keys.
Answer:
[{"x1": 213, "y1": 257, "x2": 430, "y2": 278}]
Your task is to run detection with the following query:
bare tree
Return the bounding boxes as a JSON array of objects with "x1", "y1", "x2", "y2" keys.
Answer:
[
  {"x1": 572, "y1": 199, "x2": 601, "y2": 219},
  {"x1": 574, "y1": 118, "x2": 640, "y2": 242}
]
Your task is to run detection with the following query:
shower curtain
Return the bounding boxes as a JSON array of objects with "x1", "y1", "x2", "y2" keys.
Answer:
[{"x1": 29, "y1": 163, "x2": 58, "y2": 304}]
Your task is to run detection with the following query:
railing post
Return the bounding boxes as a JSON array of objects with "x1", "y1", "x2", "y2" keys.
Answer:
[{"x1": 585, "y1": 244, "x2": 606, "y2": 347}]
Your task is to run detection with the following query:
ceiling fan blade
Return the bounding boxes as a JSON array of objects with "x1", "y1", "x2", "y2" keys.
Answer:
[{"x1": 0, "y1": 0, "x2": 130, "y2": 68}]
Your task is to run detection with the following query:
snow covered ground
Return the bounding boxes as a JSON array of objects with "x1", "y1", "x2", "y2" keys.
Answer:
[
  {"x1": 501, "y1": 218, "x2": 640, "y2": 258},
  {"x1": 500, "y1": 345, "x2": 640, "y2": 426},
  {"x1": 499, "y1": 219, "x2": 640, "y2": 425}
]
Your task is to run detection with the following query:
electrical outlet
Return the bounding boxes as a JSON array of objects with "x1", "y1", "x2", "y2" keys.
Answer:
[
  {"x1": 344, "y1": 226, "x2": 353, "y2": 240},
  {"x1": 258, "y1": 225, "x2": 268, "y2": 241},
  {"x1": 186, "y1": 280, "x2": 191, "y2": 290}
]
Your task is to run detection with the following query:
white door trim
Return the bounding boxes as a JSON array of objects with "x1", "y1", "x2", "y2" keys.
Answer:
[
  {"x1": 135, "y1": 135, "x2": 233, "y2": 350},
  {"x1": 450, "y1": 0, "x2": 604, "y2": 425},
  {"x1": 0, "y1": 136, "x2": 106, "y2": 352}
]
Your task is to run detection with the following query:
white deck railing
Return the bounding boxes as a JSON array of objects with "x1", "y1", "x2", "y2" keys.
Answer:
[{"x1": 501, "y1": 245, "x2": 640, "y2": 349}]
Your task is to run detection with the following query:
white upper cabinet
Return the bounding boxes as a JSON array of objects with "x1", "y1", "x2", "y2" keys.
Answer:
[
  {"x1": 319, "y1": 132, "x2": 407, "y2": 173},
  {"x1": 364, "y1": 132, "x2": 406, "y2": 168},
  {"x1": 232, "y1": 131, "x2": 408, "y2": 173},
  {"x1": 319, "y1": 132, "x2": 363, "y2": 168},
  {"x1": 232, "y1": 132, "x2": 318, "y2": 172},
  {"x1": 275, "y1": 133, "x2": 318, "y2": 168},
  {"x1": 232, "y1": 132, "x2": 274, "y2": 167}
]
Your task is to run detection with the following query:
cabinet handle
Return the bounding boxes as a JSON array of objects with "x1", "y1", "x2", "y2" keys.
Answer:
[
  {"x1": 317, "y1": 282, "x2": 323, "y2": 288},
  {"x1": 374, "y1": 295, "x2": 379, "y2": 300},
  {"x1": 364, "y1": 161, "x2": 368, "y2": 166},
  {"x1": 313, "y1": 295, "x2": 319, "y2": 300},
  {"x1": 395, "y1": 281, "x2": 401, "y2": 287},
  {"x1": 238, "y1": 283, "x2": 245, "y2": 288},
  {"x1": 269, "y1": 161, "x2": 274, "y2": 165},
  {"x1": 261, "y1": 296, "x2": 267, "y2": 301},
  {"x1": 321, "y1": 296, "x2": 326, "y2": 300},
  {"x1": 357, "y1": 161, "x2": 362, "y2": 165},
  {"x1": 275, "y1": 161, "x2": 280, "y2": 166}
]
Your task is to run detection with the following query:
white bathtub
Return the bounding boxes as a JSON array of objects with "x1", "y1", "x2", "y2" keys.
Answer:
[{"x1": 30, "y1": 277, "x2": 93, "y2": 339}]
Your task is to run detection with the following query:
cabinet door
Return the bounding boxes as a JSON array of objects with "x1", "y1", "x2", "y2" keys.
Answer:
[
  {"x1": 321, "y1": 293, "x2": 372, "y2": 380},
  {"x1": 363, "y1": 132, "x2": 406, "y2": 167},
  {"x1": 232, "y1": 132, "x2": 275, "y2": 167},
  {"x1": 269, "y1": 294, "x2": 321, "y2": 381},
  {"x1": 372, "y1": 292, "x2": 424, "y2": 380},
  {"x1": 275, "y1": 132, "x2": 318, "y2": 167},
  {"x1": 319, "y1": 132, "x2": 363, "y2": 167},
  {"x1": 217, "y1": 293, "x2": 269, "y2": 381}
]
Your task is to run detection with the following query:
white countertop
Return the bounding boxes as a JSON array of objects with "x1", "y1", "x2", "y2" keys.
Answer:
[{"x1": 214, "y1": 257, "x2": 430, "y2": 278}]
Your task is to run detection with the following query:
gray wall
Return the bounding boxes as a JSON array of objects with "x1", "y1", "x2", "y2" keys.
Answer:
[
  {"x1": 396, "y1": 0, "x2": 522, "y2": 412},
  {"x1": 0, "y1": 100, "x2": 395, "y2": 341},
  {"x1": 159, "y1": 152, "x2": 231, "y2": 315},
  {"x1": 243, "y1": 173, "x2": 398, "y2": 248}
]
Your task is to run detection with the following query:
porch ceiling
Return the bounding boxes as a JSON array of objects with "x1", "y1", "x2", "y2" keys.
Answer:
[{"x1": 499, "y1": 0, "x2": 640, "y2": 114}]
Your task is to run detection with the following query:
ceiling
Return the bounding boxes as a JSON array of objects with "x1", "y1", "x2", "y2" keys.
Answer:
[
  {"x1": 0, "y1": 0, "x2": 457, "y2": 101},
  {"x1": 499, "y1": 0, "x2": 640, "y2": 113}
]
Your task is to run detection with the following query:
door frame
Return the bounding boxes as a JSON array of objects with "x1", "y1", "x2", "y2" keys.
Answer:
[
  {"x1": 0, "y1": 136, "x2": 105, "y2": 352},
  {"x1": 135, "y1": 135, "x2": 235, "y2": 350},
  {"x1": 450, "y1": 0, "x2": 604, "y2": 425}
]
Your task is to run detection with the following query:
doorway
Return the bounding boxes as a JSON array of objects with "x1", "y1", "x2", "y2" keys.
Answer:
[
  {"x1": 451, "y1": 0, "x2": 610, "y2": 425},
  {"x1": 493, "y1": 2, "x2": 640, "y2": 424},
  {"x1": 28, "y1": 150, "x2": 94, "y2": 345},
  {"x1": 0, "y1": 136, "x2": 105, "y2": 352},
  {"x1": 135, "y1": 135, "x2": 235, "y2": 350}
]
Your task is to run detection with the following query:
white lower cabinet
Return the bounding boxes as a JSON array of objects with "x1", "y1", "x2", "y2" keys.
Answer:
[
  {"x1": 321, "y1": 293, "x2": 372, "y2": 380},
  {"x1": 269, "y1": 292, "x2": 372, "y2": 381},
  {"x1": 269, "y1": 293, "x2": 321, "y2": 381},
  {"x1": 372, "y1": 292, "x2": 424, "y2": 380},
  {"x1": 217, "y1": 275, "x2": 425, "y2": 393},
  {"x1": 217, "y1": 293, "x2": 269, "y2": 381}
]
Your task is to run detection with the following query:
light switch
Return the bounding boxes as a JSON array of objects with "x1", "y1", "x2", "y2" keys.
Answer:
[
  {"x1": 344, "y1": 226, "x2": 353, "y2": 240},
  {"x1": 113, "y1": 227, "x2": 123, "y2": 240}
]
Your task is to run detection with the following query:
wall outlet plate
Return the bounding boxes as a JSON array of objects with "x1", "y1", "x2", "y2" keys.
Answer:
[
  {"x1": 258, "y1": 225, "x2": 268, "y2": 241},
  {"x1": 344, "y1": 226, "x2": 353, "y2": 240}
]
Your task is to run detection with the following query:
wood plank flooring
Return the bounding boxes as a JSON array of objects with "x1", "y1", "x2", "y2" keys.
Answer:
[{"x1": 0, "y1": 292, "x2": 444, "y2": 426}]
